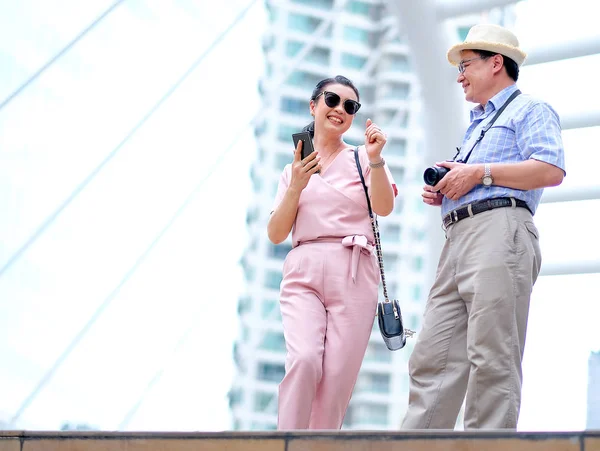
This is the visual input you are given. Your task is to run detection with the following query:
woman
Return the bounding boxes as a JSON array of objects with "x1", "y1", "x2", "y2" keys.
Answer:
[{"x1": 268, "y1": 75, "x2": 397, "y2": 429}]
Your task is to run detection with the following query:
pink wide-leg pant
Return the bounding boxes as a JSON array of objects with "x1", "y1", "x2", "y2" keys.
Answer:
[{"x1": 277, "y1": 236, "x2": 379, "y2": 430}]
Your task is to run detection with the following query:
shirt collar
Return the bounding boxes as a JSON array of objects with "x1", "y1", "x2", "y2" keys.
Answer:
[{"x1": 470, "y1": 84, "x2": 519, "y2": 122}]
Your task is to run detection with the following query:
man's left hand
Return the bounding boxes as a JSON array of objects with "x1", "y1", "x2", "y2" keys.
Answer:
[{"x1": 434, "y1": 161, "x2": 479, "y2": 201}]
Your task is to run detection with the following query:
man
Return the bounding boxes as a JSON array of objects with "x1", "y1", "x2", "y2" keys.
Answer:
[{"x1": 401, "y1": 24, "x2": 566, "y2": 430}]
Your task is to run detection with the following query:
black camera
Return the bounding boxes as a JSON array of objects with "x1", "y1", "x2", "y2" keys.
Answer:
[{"x1": 423, "y1": 166, "x2": 449, "y2": 186}]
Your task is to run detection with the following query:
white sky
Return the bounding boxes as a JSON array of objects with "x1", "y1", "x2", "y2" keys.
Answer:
[
  {"x1": 0, "y1": 0, "x2": 598, "y2": 433},
  {"x1": 0, "y1": 0, "x2": 265, "y2": 431}
]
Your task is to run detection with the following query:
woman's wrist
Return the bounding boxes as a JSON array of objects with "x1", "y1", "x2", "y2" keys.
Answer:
[{"x1": 368, "y1": 157, "x2": 385, "y2": 168}]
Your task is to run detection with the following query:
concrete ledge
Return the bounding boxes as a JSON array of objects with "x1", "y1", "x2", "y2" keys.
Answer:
[{"x1": 0, "y1": 430, "x2": 599, "y2": 451}]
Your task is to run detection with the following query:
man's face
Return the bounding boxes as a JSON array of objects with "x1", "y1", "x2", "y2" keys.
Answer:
[{"x1": 456, "y1": 50, "x2": 493, "y2": 104}]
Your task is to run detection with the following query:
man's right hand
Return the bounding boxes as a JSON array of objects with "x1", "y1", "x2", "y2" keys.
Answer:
[
  {"x1": 290, "y1": 140, "x2": 321, "y2": 192},
  {"x1": 422, "y1": 184, "x2": 443, "y2": 206}
]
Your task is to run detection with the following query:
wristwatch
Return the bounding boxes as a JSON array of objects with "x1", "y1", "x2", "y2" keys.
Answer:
[{"x1": 482, "y1": 163, "x2": 493, "y2": 187}]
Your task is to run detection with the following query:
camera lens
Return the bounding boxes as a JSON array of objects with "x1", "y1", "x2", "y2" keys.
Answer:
[{"x1": 423, "y1": 166, "x2": 449, "y2": 186}]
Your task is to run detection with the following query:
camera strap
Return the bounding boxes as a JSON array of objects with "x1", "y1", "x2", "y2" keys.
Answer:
[{"x1": 456, "y1": 89, "x2": 521, "y2": 164}]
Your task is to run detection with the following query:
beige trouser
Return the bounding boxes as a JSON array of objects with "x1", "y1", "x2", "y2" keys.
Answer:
[{"x1": 402, "y1": 205, "x2": 542, "y2": 430}]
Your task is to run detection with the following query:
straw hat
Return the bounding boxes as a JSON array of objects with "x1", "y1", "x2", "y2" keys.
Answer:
[{"x1": 447, "y1": 24, "x2": 527, "y2": 67}]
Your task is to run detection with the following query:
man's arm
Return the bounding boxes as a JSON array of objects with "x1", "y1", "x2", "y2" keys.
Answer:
[
  {"x1": 471, "y1": 159, "x2": 564, "y2": 190},
  {"x1": 435, "y1": 101, "x2": 565, "y2": 200}
]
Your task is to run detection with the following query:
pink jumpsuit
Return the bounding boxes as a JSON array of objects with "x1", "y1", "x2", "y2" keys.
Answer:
[{"x1": 272, "y1": 146, "x2": 397, "y2": 430}]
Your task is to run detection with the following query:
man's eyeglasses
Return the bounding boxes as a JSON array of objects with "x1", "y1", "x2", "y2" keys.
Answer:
[
  {"x1": 315, "y1": 91, "x2": 361, "y2": 115},
  {"x1": 458, "y1": 56, "x2": 485, "y2": 74}
]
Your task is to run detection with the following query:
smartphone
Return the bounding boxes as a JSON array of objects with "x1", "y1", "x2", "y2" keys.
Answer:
[{"x1": 292, "y1": 131, "x2": 316, "y2": 160}]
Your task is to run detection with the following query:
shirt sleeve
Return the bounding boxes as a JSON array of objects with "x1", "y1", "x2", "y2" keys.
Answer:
[
  {"x1": 361, "y1": 146, "x2": 399, "y2": 197},
  {"x1": 517, "y1": 102, "x2": 566, "y2": 175},
  {"x1": 271, "y1": 164, "x2": 291, "y2": 213}
]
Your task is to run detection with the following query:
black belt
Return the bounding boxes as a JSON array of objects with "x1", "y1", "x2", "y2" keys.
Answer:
[{"x1": 443, "y1": 197, "x2": 532, "y2": 228}]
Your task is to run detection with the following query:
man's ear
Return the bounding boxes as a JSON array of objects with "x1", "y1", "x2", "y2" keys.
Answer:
[
  {"x1": 492, "y1": 54, "x2": 505, "y2": 74},
  {"x1": 309, "y1": 99, "x2": 315, "y2": 117}
]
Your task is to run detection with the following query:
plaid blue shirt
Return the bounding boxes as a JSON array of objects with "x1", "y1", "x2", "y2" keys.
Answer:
[{"x1": 441, "y1": 84, "x2": 566, "y2": 217}]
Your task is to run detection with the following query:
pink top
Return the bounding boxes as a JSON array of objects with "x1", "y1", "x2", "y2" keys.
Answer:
[{"x1": 272, "y1": 146, "x2": 398, "y2": 248}]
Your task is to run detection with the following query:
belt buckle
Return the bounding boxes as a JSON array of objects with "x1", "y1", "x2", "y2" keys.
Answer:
[
  {"x1": 443, "y1": 214, "x2": 451, "y2": 228},
  {"x1": 443, "y1": 210, "x2": 458, "y2": 228}
]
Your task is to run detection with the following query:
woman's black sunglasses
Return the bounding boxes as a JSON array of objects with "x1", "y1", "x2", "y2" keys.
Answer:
[{"x1": 315, "y1": 91, "x2": 361, "y2": 115}]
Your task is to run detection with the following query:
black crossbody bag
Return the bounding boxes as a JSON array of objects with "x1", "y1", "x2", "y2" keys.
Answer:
[{"x1": 354, "y1": 148, "x2": 415, "y2": 351}]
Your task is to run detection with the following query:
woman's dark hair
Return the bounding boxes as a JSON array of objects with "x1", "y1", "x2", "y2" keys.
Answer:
[
  {"x1": 302, "y1": 75, "x2": 360, "y2": 138},
  {"x1": 473, "y1": 50, "x2": 519, "y2": 81}
]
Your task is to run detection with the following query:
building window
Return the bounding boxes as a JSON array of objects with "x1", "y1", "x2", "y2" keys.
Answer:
[
  {"x1": 458, "y1": 26, "x2": 470, "y2": 41},
  {"x1": 383, "y1": 254, "x2": 398, "y2": 272},
  {"x1": 280, "y1": 96, "x2": 306, "y2": 115},
  {"x1": 409, "y1": 313, "x2": 420, "y2": 332},
  {"x1": 385, "y1": 139, "x2": 406, "y2": 158},
  {"x1": 249, "y1": 237, "x2": 258, "y2": 251},
  {"x1": 343, "y1": 25, "x2": 370, "y2": 44},
  {"x1": 413, "y1": 256, "x2": 423, "y2": 271},
  {"x1": 411, "y1": 227, "x2": 426, "y2": 241},
  {"x1": 228, "y1": 388, "x2": 243, "y2": 408},
  {"x1": 253, "y1": 391, "x2": 277, "y2": 413},
  {"x1": 365, "y1": 373, "x2": 390, "y2": 393},
  {"x1": 381, "y1": 223, "x2": 401, "y2": 243},
  {"x1": 285, "y1": 44, "x2": 331, "y2": 65},
  {"x1": 290, "y1": 0, "x2": 334, "y2": 9},
  {"x1": 265, "y1": 2, "x2": 277, "y2": 22},
  {"x1": 260, "y1": 331, "x2": 286, "y2": 353},
  {"x1": 361, "y1": 85, "x2": 375, "y2": 104},
  {"x1": 242, "y1": 262, "x2": 255, "y2": 283},
  {"x1": 250, "y1": 165, "x2": 262, "y2": 191},
  {"x1": 354, "y1": 403, "x2": 389, "y2": 425},
  {"x1": 250, "y1": 421, "x2": 276, "y2": 430},
  {"x1": 341, "y1": 53, "x2": 367, "y2": 69},
  {"x1": 275, "y1": 152, "x2": 291, "y2": 171},
  {"x1": 389, "y1": 55, "x2": 410, "y2": 72},
  {"x1": 285, "y1": 40, "x2": 303, "y2": 57},
  {"x1": 413, "y1": 284, "x2": 421, "y2": 301},
  {"x1": 286, "y1": 70, "x2": 324, "y2": 90},
  {"x1": 237, "y1": 296, "x2": 251, "y2": 315},
  {"x1": 265, "y1": 270, "x2": 283, "y2": 290},
  {"x1": 390, "y1": 33, "x2": 406, "y2": 44},
  {"x1": 388, "y1": 82, "x2": 410, "y2": 100},
  {"x1": 389, "y1": 166, "x2": 405, "y2": 184},
  {"x1": 345, "y1": 0, "x2": 371, "y2": 15},
  {"x1": 245, "y1": 205, "x2": 259, "y2": 226},
  {"x1": 269, "y1": 242, "x2": 292, "y2": 259},
  {"x1": 278, "y1": 124, "x2": 300, "y2": 142},
  {"x1": 288, "y1": 13, "x2": 322, "y2": 34},
  {"x1": 306, "y1": 47, "x2": 330, "y2": 65},
  {"x1": 261, "y1": 299, "x2": 280, "y2": 319},
  {"x1": 257, "y1": 362, "x2": 286, "y2": 383},
  {"x1": 364, "y1": 342, "x2": 392, "y2": 363}
]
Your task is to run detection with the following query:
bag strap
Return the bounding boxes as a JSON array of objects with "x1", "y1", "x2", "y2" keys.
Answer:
[
  {"x1": 458, "y1": 89, "x2": 521, "y2": 164},
  {"x1": 354, "y1": 147, "x2": 392, "y2": 305}
]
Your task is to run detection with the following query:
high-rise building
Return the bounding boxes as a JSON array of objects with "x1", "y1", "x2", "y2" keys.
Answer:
[
  {"x1": 587, "y1": 351, "x2": 600, "y2": 429},
  {"x1": 230, "y1": 0, "x2": 514, "y2": 430}
]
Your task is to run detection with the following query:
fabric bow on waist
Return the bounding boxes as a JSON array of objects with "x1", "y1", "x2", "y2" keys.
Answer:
[{"x1": 342, "y1": 235, "x2": 374, "y2": 283}]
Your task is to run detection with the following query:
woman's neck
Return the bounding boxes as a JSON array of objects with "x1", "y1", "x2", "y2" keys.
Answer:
[{"x1": 313, "y1": 134, "x2": 346, "y2": 157}]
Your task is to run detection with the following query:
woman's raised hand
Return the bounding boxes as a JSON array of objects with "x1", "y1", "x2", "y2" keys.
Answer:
[{"x1": 364, "y1": 118, "x2": 387, "y2": 162}]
